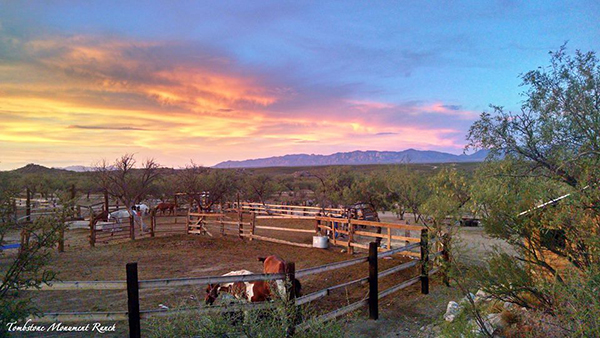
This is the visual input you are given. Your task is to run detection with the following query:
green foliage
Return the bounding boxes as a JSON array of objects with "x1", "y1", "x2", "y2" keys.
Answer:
[
  {"x1": 422, "y1": 168, "x2": 471, "y2": 230},
  {"x1": 145, "y1": 300, "x2": 343, "y2": 338},
  {"x1": 459, "y1": 47, "x2": 600, "y2": 335},
  {"x1": 243, "y1": 174, "x2": 280, "y2": 204},
  {"x1": 385, "y1": 165, "x2": 430, "y2": 222},
  {"x1": 0, "y1": 210, "x2": 72, "y2": 337},
  {"x1": 313, "y1": 167, "x2": 358, "y2": 207}
]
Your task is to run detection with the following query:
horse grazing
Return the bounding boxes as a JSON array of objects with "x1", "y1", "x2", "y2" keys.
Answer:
[
  {"x1": 205, "y1": 270, "x2": 272, "y2": 305},
  {"x1": 155, "y1": 202, "x2": 176, "y2": 215},
  {"x1": 257, "y1": 256, "x2": 302, "y2": 299}
]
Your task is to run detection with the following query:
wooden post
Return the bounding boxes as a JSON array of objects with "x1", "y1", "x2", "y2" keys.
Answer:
[
  {"x1": 387, "y1": 227, "x2": 392, "y2": 251},
  {"x1": 150, "y1": 209, "x2": 156, "y2": 238},
  {"x1": 19, "y1": 229, "x2": 27, "y2": 254},
  {"x1": 442, "y1": 232, "x2": 451, "y2": 287},
  {"x1": 284, "y1": 262, "x2": 297, "y2": 337},
  {"x1": 347, "y1": 220, "x2": 353, "y2": 255},
  {"x1": 420, "y1": 228, "x2": 429, "y2": 295},
  {"x1": 238, "y1": 211, "x2": 243, "y2": 239},
  {"x1": 129, "y1": 215, "x2": 135, "y2": 240},
  {"x1": 12, "y1": 199, "x2": 17, "y2": 223},
  {"x1": 26, "y1": 188, "x2": 31, "y2": 223},
  {"x1": 368, "y1": 241, "x2": 378, "y2": 320},
  {"x1": 332, "y1": 220, "x2": 337, "y2": 246},
  {"x1": 315, "y1": 218, "x2": 321, "y2": 235},
  {"x1": 220, "y1": 215, "x2": 224, "y2": 235},
  {"x1": 89, "y1": 208, "x2": 96, "y2": 248},
  {"x1": 186, "y1": 208, "x2": 190, "y2": 235},
  {"x1": 103, "y1": 190, "x2": 109, "y2": 221},
  {"x1": 249, "y1": 212, "x2": 256, "y2": 241},
  {"x1": 126, "y1": 263, "x2": 141, "y2": 338},
  {"x1": 174, "y1": 194, "x2": 178, "y2": 224}
]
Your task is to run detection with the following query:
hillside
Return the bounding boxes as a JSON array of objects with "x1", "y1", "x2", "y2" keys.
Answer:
[
  {"x1": 11, "y1": 164, "x2": 68, "y2": 175},
  {"x1": 214, "y1": 149, "x2": 489, "y2": 168}
]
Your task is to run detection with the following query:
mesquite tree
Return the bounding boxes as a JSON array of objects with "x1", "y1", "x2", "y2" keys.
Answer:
[
  {"x1": 459, "y1": 47, "x2": 600, "y2": 335},
  {"x1": 95, "y1": 154, "x2": 161, "y2": 215}
]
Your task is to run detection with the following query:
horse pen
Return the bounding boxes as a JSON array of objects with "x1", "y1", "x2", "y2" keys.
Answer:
[{"x1": 11, "y1": 201, "x2": 450, "y2": 337}]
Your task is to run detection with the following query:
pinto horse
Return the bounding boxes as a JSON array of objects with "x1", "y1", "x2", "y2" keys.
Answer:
[
  {"x1": 205, "y1": 270, "x2": 272, "y2": 305},
  {"x1": 257, "y1": 256, "x2": 302, "y2": 299},
  {"x1": 155, "y1": 202, "x2": 176, "y2": 215}
]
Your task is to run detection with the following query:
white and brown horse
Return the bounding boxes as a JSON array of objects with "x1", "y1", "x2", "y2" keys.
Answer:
[
  {"x1": 205, "y1": 270, "x2": 273, "y2": 305},
  {"x1": 258, "y1": 255, "x2": 301, "y2": 299}
]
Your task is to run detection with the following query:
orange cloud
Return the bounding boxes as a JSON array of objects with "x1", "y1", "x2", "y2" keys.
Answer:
[{"x1": 0, "y1": 33, "x2": 471, "y2": 170}]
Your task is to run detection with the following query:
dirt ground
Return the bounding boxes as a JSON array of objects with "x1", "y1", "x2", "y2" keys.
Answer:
[
  {"x1": 2, "y1": 212, "x2": 506, "y2": 337},
  {"x1": 3, "y1": 216, "x2": 430, "y2": 337}
]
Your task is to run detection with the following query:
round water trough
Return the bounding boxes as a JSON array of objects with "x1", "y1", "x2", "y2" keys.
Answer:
[{"x1": 312, "y1": 235, "x2": 329, "y2": 249}]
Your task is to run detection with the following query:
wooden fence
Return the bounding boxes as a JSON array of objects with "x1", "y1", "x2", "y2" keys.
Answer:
[
  {"x1": 89, "y1": 206, "x2": 154, "y2": 247},
  {"x1": 315, "y1": 216, "x2": 425, "y2": 255},
  {"x1": 26, "y1": 232, "x2": 449, "y2": 338},
  {"x1": 236, "y1": 202, "x2": 345, "y2": 219}
]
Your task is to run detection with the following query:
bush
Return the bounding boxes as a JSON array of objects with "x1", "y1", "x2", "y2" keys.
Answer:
[{"x1": 145, "y1": 300, "x2": 343, "y2": 338}]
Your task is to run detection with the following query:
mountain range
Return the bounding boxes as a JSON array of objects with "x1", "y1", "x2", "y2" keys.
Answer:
[{"x1": 213, "y1": 149, "x2": 489, "y2": 168}]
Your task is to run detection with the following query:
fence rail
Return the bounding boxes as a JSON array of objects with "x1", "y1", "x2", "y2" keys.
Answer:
[{"x1": 27, "y1": 230, "x2": 451, "y2": 338}]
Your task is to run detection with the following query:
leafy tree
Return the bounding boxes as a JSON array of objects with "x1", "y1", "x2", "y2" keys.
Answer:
[
  {"x1": 177, "y1": 164, "x2": 239, "y2": 212},
  {"x1": 243, "y1": 174, "x2": 279, "y2": 204},
  {"x1": 460, "y1": 47, "x2": 600, "y2": 334},
  {"x1": 385, "y1": 166, "x2": 430, "y2": 224},
  {"x1": 312, "y1": 168, "x2": 357, "y2": 207},
  {"x1": 422, "y1": 167, "x2": 471, "y2": 231},
  {"x1": 0, "y1": 181, "x2": 74, "y2": 336},
  {"x1": 345, "y1": 172, "x2": 387, "y2": 213}
]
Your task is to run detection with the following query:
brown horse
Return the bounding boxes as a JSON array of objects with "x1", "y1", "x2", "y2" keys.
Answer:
[{"x1": 155, "y1": 202, "x2": 176, "y2": 215}]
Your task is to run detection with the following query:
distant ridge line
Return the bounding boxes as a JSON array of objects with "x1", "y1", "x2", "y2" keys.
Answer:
[{"x1": 213, "y1": 149, "x2": 489, "y2": 168}]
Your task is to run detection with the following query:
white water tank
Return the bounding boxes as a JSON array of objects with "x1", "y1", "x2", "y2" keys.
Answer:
[{"x1": 313, "y1": 235, "x2": 329, "y2": 249}]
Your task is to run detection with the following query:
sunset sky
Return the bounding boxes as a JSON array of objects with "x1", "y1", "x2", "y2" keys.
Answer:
[{"x1": 1, "y1": 1, "x2": 598, "y2": 170}]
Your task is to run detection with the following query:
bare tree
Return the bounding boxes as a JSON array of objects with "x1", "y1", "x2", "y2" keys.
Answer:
[
  {"x1": 176, "y1": 162, "x2": 209, "y2": 210},
  {"x1": 95, "y1": 154, "x2": 161, "y2": 216}
]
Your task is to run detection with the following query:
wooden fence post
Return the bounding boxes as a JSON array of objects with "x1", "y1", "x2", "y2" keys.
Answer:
[
  {"x1": 103, "y1": 190, "x2": 109, "y2": 221},
  {"x1": 220, "y1": 215, "x2": 224, "y2": 236},
  {"x1": 348, "y1": 219, "x2": 354, "y2": 255},
  {"x1": 89, "y1": 208, "x2": 96, "y2": 248},
  {"x1": 26, "y1": 188, "x2": 31, "y2": 223},
  {"x1": 238, "y1": 211, "x2": 243, "y2": 239},
  {"x1": 249, "y1": 212, "x2": 256, "y2": 241},
  {"x1": 368, "y1": 241, "x2": 379, "y2": 320},
  {"x1": 129, "y1": 216, "x2": 135, "y2": 240},
  {"x1": 126, "y1": 263, "x2": 141, "y2": 338},
  {"x1": 186, "y1": 208, "x2": 190, "y2": 235},
  {"x1": 174, "y1": 194, "x2": 178, "y2": 224},
  {"x1": 284, "y1": 262, "x2": 297, "y2": 337},
  {"x1": 150, "y1": 209, "x2": 155, "y2": 238},
  {"x1": 420, "y1": 228, "x2": 429, "y2": 295},
  {"x1": 442, "y1": 232, "x2": 451, "y2": 287},
  {"x1": 315, "y1": 218, "x2": 321, "y2": 235},
  {"x1": 12, "y1": 199, "x2": 17, "y2": 223}
]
